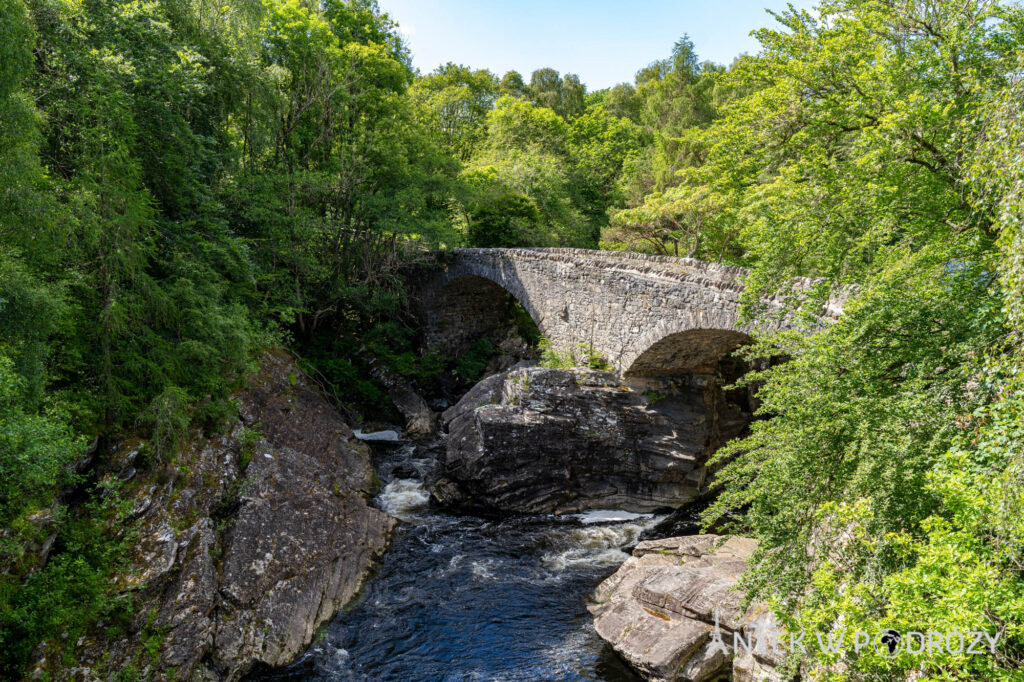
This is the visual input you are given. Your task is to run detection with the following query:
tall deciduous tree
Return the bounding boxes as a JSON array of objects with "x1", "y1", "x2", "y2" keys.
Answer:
[
  {"x1": 693, "y1": 2, "x2": 1024, "y2": 677},
  {"x1": 411, "y1": 63, "x2": 498, "y2": 159}
]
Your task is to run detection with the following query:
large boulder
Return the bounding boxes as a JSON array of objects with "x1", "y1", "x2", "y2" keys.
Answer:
[
  {"x1": 437, "y1": 366, "x2": 751, "y2": 514},
  {"x1": 589, "y1": 534, "x2": 787, "y2": 682},
  {"x1": 31, "y1": 351, "x2": 395, "y2": 681}
]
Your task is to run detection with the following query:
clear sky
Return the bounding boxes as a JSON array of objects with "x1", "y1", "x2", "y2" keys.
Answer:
[{"x1": 377, "y1": 0, "x2": 818, "y2": 91}]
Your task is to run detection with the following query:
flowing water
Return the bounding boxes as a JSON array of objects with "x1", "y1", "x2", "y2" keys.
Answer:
[{"x1": 253, "y1": 438, "x2": 653, "y2": 681}]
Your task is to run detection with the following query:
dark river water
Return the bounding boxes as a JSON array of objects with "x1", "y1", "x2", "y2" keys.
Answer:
[{"x1": 253, "y1": 437, "x2": 650, "y2": 682}]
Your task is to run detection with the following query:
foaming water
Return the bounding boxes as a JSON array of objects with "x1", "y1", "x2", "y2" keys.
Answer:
[
  {"x1": 540, "y1": 522, "x2": 657, "y2": 573},
  {"x1": 574, "y1": 509, "x2": 654, "y2": 525},
  {"x1": 251, "y1": 438, "x2": 649, "y2": 682},
  {"x1": 351, "y1": 428, "x2": 402, "y2": 442},
  {"x1": 376, "y1": 479, "x2": 430, "y2": 520}
]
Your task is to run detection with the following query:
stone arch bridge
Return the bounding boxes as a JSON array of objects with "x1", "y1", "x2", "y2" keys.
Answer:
[{"x1": 417, "y1": 248, "x2": 840, "y2": 377}]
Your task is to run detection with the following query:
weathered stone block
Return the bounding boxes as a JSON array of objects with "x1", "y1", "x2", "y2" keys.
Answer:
[{"x1": 438, "y1": 366, "x2": 752, "y2": 514}]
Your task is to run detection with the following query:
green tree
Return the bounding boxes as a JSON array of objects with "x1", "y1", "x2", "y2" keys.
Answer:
[
  {"x1": 0, "y1": 355, "x2": 83, "y2": 526},
  {"x1": 498, "y1": 69, "x2": 526, "y2": 98},
  {"x1": 567, "y1": 106, "x2": 644, "y2": 241},
  {"x1": 609, "y1": 183, "x2": 734, "y2": 258},
  {"x1": 483, "y1": 95, "x2": 569, "y2": 156},
  {"x1": 612, "y1": 36, "x2": 727, "y2": 216},
  {"x1": 604, "y1": 82, "x2": 642, "y2": 122},
  {"x1": 459, "y1": 96, "x2": 594, "y2": 247},
  {"x1": 528, "y1": 67, "x2": 562, "y2": 110},
  {"x1": 694, "y1": 1, "x2": 1024, "y2": 678},
  {"x1": 411, "y1": 63, "x2": 498, "y2": 159},
  {"x1": 559, "y1": 73, "x2": 586, "y2": 119},
  {"x1": 526, "y1": 67, "x2": 587, "y2": 119}
]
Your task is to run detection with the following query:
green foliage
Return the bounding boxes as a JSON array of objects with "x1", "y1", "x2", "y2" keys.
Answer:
[
  {"x1": 457, "y1": 95, "x2": 634, "y2": 248},
  {"x1": 0, "y1": 0, "x2": 32, "y2": 96},
  {"x1": 612, "y1": 35, "x2": 727, "y2": 212},
  {"x1": 454, "y1": 338, "x2": 495, "y2": 382},
  {"x1": 462, "y1": 173, "x2": 541, "y2": 247},
  {"x1": 590, "y1": 83, "x2": 642, "y2": 123},
  {"x1": 538, "y1": 337, "x2": 609, "y2": 370},
  {"x1": 484, "y1": 95, "x2": 570, "y2": 155},
  {"x1": 0, "y1": 0, "x2": 51, "y2": 249},
  {"x1": 239, "y1": 427, "x2": 263, "y2": 472},
  {"x1": 0, "y1": 481, "x2": 136, "y2": 677},
  {"x1": 143, "y1": 386, "x2": 192, "y2": 464},
  {"x1": 643, "y1": 389, "x2": 667, "y2": 405},
  {"x1": 0, "y1": 354, "x2": 83, "y2": 526},
  {"x1": 0, "y1": 0, "x2": 458, "y2": 434},
  {"x1": 578, "y1": 343, "x2": 610, "y2": 371},
  {"x1": 0, "y1": 252, "x2": 66, "y2": 407},
  {"x1": 498, "y1": 70, "x2": 526, "y2": 98},
  {"x1": 196, "y1": 397, "x2": 240, "y2": 436},
  {"x1": 299, "y1": 340, "x2": 389, "y2": 415},
  {"x1": 296, "y1": 303, "x2": 446, "y2": 418},
  {"x1": 786, "y1": 372, "x2": 1024, "y2": 680},
  {"x1": 411, "y1": 63, "x2": 498, "y2": 160},
  {"x1": 525, "y1": 68, "x2": 586, "y2": 119},
  {"x1": 538, "y1": 337, "x2": 574, "y2": 369},
  {"x1": 707, "y1": 245, "x2": 1005, "y2": 602},
  {"x1": 610, "y1": 182, "x2": 735, "y2": 259},
  {"x1": 0, "y1": 0, "x2": 466, "y2": 674},
  {"x1": 508, "y1": 300, "x2": 541, "y2": 347},
  {"x1": 567, "y1": 106, "x2": 645, "y2": 237},
  {"x1": 685, "y1": 2, "x2": 1024, "y2": 678}
]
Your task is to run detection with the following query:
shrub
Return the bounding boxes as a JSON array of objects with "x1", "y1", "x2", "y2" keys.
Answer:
[{"x1": 0, "y1": 354, "x2": 84, "y2": 526}]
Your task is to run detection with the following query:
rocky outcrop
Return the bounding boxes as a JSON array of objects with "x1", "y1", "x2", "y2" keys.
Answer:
[
  {"x1": 363, "y1": 354, "x2": 436, "y2": 438},
  {"x1": 31, "y1": 351, "x2": 395, "y2": 681},
  {"x1": 435, "y1": 366, "x2": 751, "y2": 514},
  {"x1": 589, "y1": 534, "x2": 786, "y2": 682}
]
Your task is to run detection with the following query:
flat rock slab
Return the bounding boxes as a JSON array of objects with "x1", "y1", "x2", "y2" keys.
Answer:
[{"x1": 590, "y1": 534, "x2": 786, "y2": 682}]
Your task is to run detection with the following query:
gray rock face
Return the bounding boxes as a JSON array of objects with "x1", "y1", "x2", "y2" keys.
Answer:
[
  {"x1": 438, "y1": 366, "x2": 751, "y2": 514},
  {"x1": 32, "y1": 351, "x2": 395, "y2": 681},
  {"x1": 589, "y1": 535, "x2": 785, "y2": 682}
]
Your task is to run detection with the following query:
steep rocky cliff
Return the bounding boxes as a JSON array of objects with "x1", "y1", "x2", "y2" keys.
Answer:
[
  {"x1": 433, "y1": 366, "x2": 752, "y2": 514},
  {"x1": 30, "y1": 351, "x2": 395, "y2": 681}
]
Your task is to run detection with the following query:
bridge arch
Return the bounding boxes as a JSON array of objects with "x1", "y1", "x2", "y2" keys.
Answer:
[
  {"x1": 421, "y1": 267, "x2": 546, "y2": 359},
  {"x1": 624, "y1": 328, "x2": 751, "y2": 378}
]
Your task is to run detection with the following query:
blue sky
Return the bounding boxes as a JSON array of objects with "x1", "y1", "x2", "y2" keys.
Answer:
[{"x1": 377, "y1": 0, "x2": 817, "y2": 90}]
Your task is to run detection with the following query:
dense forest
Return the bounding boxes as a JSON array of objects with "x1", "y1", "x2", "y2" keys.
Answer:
[{"x1": 1, "y1": 0, "x2": 1024, "y2": 678}]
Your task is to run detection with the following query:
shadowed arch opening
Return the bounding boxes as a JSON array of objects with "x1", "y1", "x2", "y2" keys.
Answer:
[
  {"x1": 623, "y1": 329, "x2": 758, "y2": 475},
  {"x1": 425, "y1": 274, "x2": 542, "y2": 361},
  {"x1": 625, "y1": 329, "x2": 751, "y2": 377}
]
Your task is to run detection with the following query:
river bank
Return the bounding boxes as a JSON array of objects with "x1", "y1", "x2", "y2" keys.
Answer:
[{"x1": 252, "y1": 436, "x2": 654, "y2": 681}]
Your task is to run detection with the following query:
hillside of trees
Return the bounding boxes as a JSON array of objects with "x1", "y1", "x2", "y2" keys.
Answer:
[{"x1": 2, "y1": 0, "x2": 1024, "y2": 678}]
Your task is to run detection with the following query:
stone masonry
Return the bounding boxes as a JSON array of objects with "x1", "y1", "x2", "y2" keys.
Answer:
[{"x1": 418, "y1": 248, "x2": 842, "y2": 376}]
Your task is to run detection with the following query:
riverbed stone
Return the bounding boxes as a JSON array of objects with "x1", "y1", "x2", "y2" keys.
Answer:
[
  {"x1": 590, "y1": 534, "x2": 785, "y2": 682},
  {"x1": 438, "y1": 366, "x2": 752, "y2": 514}
]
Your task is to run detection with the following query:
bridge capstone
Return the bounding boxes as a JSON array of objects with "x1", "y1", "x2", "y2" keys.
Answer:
[{"x1": 419, "y1": 248, "x2": 836, "y2": 376}]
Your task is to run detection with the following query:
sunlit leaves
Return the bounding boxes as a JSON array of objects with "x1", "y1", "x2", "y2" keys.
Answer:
[{"x1": 699, "y1": 2, "x2": 1024, "y2": 677}]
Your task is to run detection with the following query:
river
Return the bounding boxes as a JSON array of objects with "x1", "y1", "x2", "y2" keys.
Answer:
[{"x1": 252, "y1": 437, "x2": 652, "y2": 681}]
